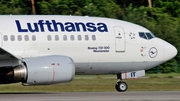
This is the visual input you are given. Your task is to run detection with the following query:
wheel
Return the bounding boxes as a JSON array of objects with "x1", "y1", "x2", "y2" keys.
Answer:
[
  {"x1": 115, "y1": 81, "x2": 128, "y2": 92},
  {"x1": 115, "y1": 83, "x2": 120, "y2": 92}
]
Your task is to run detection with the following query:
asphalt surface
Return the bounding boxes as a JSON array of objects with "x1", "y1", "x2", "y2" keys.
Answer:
[{"x1": 0, "y1": 91, "x2": 180, "y2": 101}]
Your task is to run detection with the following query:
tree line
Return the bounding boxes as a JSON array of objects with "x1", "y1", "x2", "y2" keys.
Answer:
[{"x1": 0, "y1": 0, "x2": 180, "y2": 73}]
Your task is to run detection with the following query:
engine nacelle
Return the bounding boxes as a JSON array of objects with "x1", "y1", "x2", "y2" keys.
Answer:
[{"x1": 14, "y1": 55, "x2": 75, "y2": 85}]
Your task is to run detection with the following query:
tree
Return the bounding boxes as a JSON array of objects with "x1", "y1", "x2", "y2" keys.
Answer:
[
  {"x1": 153, "y1": 0, "x2": 180, "y2": 17},
  {"x1": 82, "y1": 0, "x2": 121, "y2": 18},
  {"x1": 31, "y1": 0, "x2": 36, "y2": 14},
  {"x1": 0, "y1": 0, "x2": 32, "y2": 14},
  {"x1": 148, "y1": 0, "x2": 152, "y2": 8}
]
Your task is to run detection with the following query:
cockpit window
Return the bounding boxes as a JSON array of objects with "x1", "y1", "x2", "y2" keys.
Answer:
[
  {"x1": 146, "y1": 33, "x2": 154, "y2": 39},
  {"x1": 139, "y1": 32, "x2": 147, "y2": 39},
  {"x1": 139, "y1": 32, "x2": 155, "y2": 40}
]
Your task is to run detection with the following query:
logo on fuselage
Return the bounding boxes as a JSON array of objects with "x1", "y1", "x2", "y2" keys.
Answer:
[
  {"x1": 149, "y1": 47, "x2": 158, "y2": 58},
  {"x1": 15, "y1": 20, "x2": 108, "y2": 33}
]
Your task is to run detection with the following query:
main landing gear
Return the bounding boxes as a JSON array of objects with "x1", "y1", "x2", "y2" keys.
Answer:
[{"x1": 115, "y1": 74, "x2": 128, "y2": 92}]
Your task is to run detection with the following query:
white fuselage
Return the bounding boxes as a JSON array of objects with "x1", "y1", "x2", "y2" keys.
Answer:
[{"x1": 0, "y1": 15, "x2": 177, "y2": 74}]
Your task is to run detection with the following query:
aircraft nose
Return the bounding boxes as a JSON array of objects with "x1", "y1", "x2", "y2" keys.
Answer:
[{"x1": 164, "y1": 43, "x2": 177, "y2": 61}]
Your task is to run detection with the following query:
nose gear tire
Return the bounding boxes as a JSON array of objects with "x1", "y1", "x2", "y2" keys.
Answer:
[{"x1": 115, "y1": 81, "x2": 128, "y2": 92}]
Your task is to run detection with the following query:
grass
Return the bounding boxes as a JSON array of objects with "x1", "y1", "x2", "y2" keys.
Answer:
[
  {"x1": 146, "y1": 73, "x2": 180, "y2": 78},
  {"x1": 0, "y1": 74, "x2": 180, "y2": 92}
]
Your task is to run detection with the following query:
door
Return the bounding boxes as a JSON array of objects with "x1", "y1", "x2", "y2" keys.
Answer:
[{"x1": 114, "y1": 26, "x2": 125, "y2": 52}]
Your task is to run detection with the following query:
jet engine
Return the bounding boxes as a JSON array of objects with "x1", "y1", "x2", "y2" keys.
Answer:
[{"x1": 0, "y1": 55, "x2": 75, "y2": 85}]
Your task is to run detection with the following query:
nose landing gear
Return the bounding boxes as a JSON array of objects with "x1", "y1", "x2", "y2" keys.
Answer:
[{"x1": 115, "y1": 74, "x2": 128, "y2": 92}]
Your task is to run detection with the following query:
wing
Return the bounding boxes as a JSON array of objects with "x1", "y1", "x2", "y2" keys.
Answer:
[{"x1": 0, "y1": 48, "x2": 20, "y2": 68}]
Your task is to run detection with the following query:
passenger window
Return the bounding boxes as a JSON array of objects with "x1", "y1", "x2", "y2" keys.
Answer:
[
  {"x1": 92, "y1": 35, "x2": 96, "y2": 41},
  {"x1": 11, "y1": 35, "x2": 15, "y2": 41},
  {"x1": 85, "y1": 35, "x2": 89, "y2": 41},
  {"x1": 63, "y1": 35, "x2": 67, "y2": 41},
  {"x1": 71, "y1": 35, "x2": 74, "y2": 41},
  {"x1": 139, "y1": 32, "x2": 147, "y2": 39},
  {"x1": 55, "y1": 35, "x2": 59, "y2": 41},
  {"x1": 3, "y1": 35, "x2": 8, "y2": 41},
  {"x1": 32, "y1": 35, "x2": 36, "y2": 41},
  {"x1": 47, "y1": 35, "x2": 51, "y2": 41},
  {"x1": 25, "y1": 35, "x2": 29, "y2": 41},
  {"x1": 18, "y1": 35, "x2": 22, "y2": 41},
  {"x1": 78, "y1": 35, "x2": 82, "y2": 41}
]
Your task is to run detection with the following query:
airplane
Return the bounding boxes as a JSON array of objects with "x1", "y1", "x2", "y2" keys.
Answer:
[{"x1": 0, "y1": 15, "x2": 177, "y2": 92}]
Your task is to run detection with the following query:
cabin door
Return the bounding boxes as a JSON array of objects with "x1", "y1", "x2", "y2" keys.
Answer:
[{"x1": 114, "y1": 26, "x2": 125, "y2": 52}]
